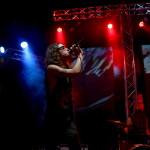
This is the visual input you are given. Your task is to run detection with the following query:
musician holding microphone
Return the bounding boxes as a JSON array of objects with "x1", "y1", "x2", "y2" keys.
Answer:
[{"x1": 44, "y1": 42, "x2": 83, "y2": 150}]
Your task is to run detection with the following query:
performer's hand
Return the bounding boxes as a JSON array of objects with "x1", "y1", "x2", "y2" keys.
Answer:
[{"x1": 70, "y1": 44, "x2": 83, "y2": 56}]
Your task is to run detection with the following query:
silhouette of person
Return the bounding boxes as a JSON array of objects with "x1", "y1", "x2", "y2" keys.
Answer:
[{"x1": 44, "y1": 43, "x2": 83, "y2": 150}]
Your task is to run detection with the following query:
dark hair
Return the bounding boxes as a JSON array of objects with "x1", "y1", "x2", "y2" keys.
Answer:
[{"x1": 45, "y1": 43, "x2": 62, "y2": 67}]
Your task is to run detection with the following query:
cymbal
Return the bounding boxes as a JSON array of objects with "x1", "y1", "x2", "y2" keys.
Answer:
[{"x1": 107, "y1": 120, "x2": 128, "y2": 126}]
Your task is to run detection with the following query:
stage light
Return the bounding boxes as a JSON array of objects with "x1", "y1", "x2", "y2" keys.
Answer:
[
  {"x1": 56, "y1": 26, "x2": 66, "y2": 45},
  {"x1": 107, "y1": 23, "x2": 113, "y2": 29},
  {"x1": 139, "y1": 21, "x2": 144, "y2": 27},
  {"x1": 57, "y1": 27, "x2": 62, "y2": 32},
  {"x1": 20, "y1": 42, "x2": 28, "y2": 48},
  {"x1": 0, "y1": 46, "x2": 5, "y2": 53}
]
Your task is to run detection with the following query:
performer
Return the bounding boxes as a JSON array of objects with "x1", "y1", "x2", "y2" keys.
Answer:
[{"x1": 44, "y1": 43, "x2": 83, "y2": 150}]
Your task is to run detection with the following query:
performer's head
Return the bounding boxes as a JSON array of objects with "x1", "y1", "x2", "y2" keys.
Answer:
[{"x1": 45, "y1": 43, "x2": 70, "y2": 67}]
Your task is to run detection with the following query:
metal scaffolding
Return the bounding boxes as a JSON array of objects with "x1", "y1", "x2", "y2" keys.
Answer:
[
  {"x1": 53, "y1": 2, "x2": 150, "y2": 120},
  {"x1": 3, "y1": 48, "x2": 45, "y2": 68},
  {"x1": 53, "y1": 3, "x2": 150, "y2": 21},
  {"x1": 119, "y1": 9, "x2": 138, "y2": 120}
]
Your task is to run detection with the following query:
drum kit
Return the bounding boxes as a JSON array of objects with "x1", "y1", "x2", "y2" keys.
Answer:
[
  {"x1": 107, "y1": 120, "x2": 150, "y2": 150},
  {"x1": 107, "y1": 120, "x2": 129, "y2": 127}
]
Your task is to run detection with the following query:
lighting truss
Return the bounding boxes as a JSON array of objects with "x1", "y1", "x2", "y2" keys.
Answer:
[
  {"x1": 3, "y1": 48, "x2": 45, "y2": 68},
  {"x1": 53, "y1": 3, "x2": 150, "y2": 21},
  {"x1": 119, "y1": 13, "x2": 138, "y2": 120}
]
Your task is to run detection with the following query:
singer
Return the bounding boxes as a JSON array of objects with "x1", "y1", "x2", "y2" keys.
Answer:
[{"x1": 44, "y1": 42, "x2": 83, "y2": 150}]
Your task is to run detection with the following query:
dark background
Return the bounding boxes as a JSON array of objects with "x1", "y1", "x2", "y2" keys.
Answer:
[{"x1": 0, "y1": 0, "x2": 150, "y2": 150}]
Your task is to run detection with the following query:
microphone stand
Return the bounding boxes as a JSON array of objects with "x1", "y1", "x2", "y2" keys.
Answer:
[{"x1": 117, "y1": 125, "x2": 121, "y2": 150}]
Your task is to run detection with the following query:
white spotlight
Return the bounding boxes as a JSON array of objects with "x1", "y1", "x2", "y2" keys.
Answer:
[
  {"x1": 0, "y1": 46, "x2": 5, "y2": 53},
  {"x1": 20, "y1": 42, "x2": 28, "y2": 48}
]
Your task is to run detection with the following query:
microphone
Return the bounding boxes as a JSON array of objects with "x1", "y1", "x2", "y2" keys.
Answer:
[
  {"x1": 69, "y1": 38, "x2": 84, "y2": 54},
  {"x1": 75, "y1": 37, "x2": 84, "y2": 47}
]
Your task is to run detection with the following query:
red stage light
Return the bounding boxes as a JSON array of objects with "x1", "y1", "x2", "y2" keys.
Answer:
[
  {"x1": 57, "y1": 27, "x2": 62, "y2": 32},
  {"x1": 107, "y1": 23, "x2": 113, "y2": 29},
  {"x1": 139, "y1": 21, "x2": 144, "y2": 27}
]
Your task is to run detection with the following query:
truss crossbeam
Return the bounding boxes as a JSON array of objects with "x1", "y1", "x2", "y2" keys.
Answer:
[
  {"x1": 3, "y1": 48, "x2": 45, "y2": 68},
  {"x1": 53, "y1": 3, "x2": 150, "y2": 21}
]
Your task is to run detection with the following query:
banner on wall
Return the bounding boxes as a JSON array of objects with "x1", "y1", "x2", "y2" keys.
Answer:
[{"x1": 72, "y1": 47, "x2": 116, "y2": 119}]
